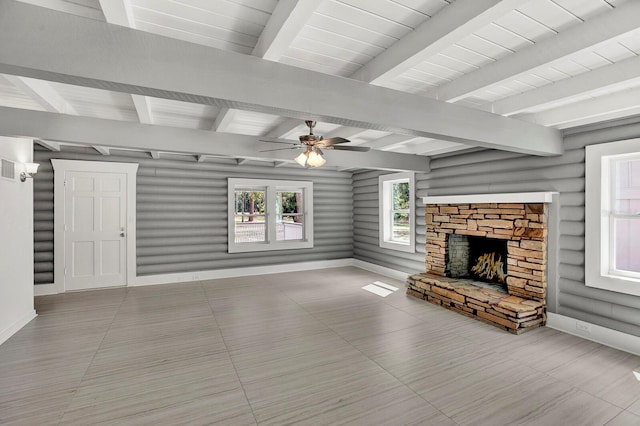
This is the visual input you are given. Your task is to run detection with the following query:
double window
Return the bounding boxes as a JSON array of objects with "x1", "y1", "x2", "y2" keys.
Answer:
[
  {"x1": 228, "y1": 178, "x2": 313, "y2": 253},
  {"x1": 586, "y1": 139, "x2": 640, "y2": 295},
  {"x1": 379, "y1": 172, "x2": 415, "y2": 253}
]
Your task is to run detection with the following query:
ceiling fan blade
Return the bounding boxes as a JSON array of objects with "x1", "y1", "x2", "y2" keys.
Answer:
[
  {"x1": 328, "y1": 145, "x2": 370, "y2": 152},
  {"x1": 259, "y1": 139, "x2": 298, "y2": 145},
  {"x1": 259, "y1": 146, "x2": 302, "y2": 152},
  {"x1": 320, "y1": 137, "x2": 351, "y2": 146}
]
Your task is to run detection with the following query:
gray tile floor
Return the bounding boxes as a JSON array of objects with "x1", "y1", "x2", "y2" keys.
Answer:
[{"x1": 2, "y1": 267, "x2": 640, "y2": 425}]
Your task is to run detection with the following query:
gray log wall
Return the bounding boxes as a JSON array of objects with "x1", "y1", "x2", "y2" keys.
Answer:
[
  {"x1": 352, "y1": 118, "x2": 640, "y2": 337},
  {"x1": 33, "y1": 145, "x2": 353, "y2": 284}
]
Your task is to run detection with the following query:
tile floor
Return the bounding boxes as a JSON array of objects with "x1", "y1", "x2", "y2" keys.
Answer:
[{"x1": 1, "y1": 267, "x2": 640, "y2": 425}]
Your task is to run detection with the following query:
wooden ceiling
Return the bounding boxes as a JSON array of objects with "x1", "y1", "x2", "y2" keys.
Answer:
[{"x1": 0, "y1": 0, "x2": 637, "y2": 170}]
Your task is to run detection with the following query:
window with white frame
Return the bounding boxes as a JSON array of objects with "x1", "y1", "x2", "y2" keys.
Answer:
[
  {"x1": 379, "y1": 172, "x2": 415, "y2": 253},
  {"x1": 228, "y1": 178, "x2": 313, "y2": 253},
  {"x1": 586, "y1": 139, "x2": 640, "y2": 295}
]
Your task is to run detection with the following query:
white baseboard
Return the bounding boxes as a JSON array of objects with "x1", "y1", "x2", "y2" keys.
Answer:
[
  {"x1": 547, "y1": 312, "x2": 640, "y2": 356},
  {"x1": 351, "y1": 259, "x2": 414, "y2": 281},
  {"x1": 34, "y1": 283, "x2": 57, "y2": 296},
  {"x1": 133, "y1": 258, "x2": 355, "y2": 287},
  {"x1": 0, "y1": 309, "x2": 37, "y2": 346}
]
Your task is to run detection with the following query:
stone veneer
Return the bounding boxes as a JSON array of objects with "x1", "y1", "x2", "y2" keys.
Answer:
[{"x1": 407, "y1": 202, "x2": 548, "y2": 334}]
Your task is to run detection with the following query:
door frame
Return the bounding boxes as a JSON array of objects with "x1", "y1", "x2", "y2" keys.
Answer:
[{"x1": 52, "y1": 159, "x2": 138, "y2": 293}]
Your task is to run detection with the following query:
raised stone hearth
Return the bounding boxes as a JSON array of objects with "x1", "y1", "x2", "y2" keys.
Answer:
[
  {"x1": 407, "y1": 273, "x2": 545, "y2": 334},
  {"x1": 407, "y1": 196, "x2": 551, "y2": 333}
]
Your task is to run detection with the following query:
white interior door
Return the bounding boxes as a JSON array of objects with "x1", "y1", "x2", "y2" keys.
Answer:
[{"x1": 64, "y1": 171, "x2": 127, "y2": 290}]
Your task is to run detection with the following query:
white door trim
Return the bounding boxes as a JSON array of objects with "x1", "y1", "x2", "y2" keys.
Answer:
[{"x1": 52, "y1": 159, "x2": 138, "y2": 293}]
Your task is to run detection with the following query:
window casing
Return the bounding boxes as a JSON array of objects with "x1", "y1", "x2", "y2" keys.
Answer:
[
  {"x1": 379, "y1": 172, "x2": 415, "y2": 253},
  {"x1": 228, "y1": 178, "x2": 313, "y2": 253},
  {"x1": 586, "y1": 139, "x2": 640, "y2": 295}
]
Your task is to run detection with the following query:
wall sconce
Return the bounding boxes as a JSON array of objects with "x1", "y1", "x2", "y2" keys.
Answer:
[{"x1": 20, "y1": 162, "x2": 40, "y2": 182}]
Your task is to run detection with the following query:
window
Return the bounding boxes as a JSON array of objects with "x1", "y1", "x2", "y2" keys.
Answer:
[
  {"x1": 228, "y1": 178, "x2": 313, "y2": 253},
  {"x1": 379, "y1": 172, "x2": 415, "y2": 253},
  {"x1": 586, "y1": 139, "x2": 640, "y2": 295}
]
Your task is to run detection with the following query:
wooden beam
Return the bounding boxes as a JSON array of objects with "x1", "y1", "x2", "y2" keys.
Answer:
[
  {"x1": 274, "y1": 161, "x2": 288, "y2": 168},
  {"x1": 252, "y1": 0, "x2": 319, "y2": 61},
  {"x1": 351, "y1": 0, "x2": 527, "y2": 85},
  {"x1": 93, "y1": 146, "x2": 110, "y2": 155},
  {"x1": 150, "y1": 150, "x2": 160, "y2": 159},
  {"x1": 196, "y1": 154, "x2": 206, "y2": 162},
  {"x1": 212, "y1": 108, "x2": 236, "y2": 132},
  {"x1": 0, "y1": 107, "x2": 431, "y2": 172},
  {"x1": 0, "y1": 1, "x2": 562, "y2": 156},
  {"x1": 236, "y1": 158, "x2": 249, "y2": 165},
  {"x1": 35, "y1": 139, "x2": 61, "y2": 151},
  {"x1": 98, "y1": 0, "x2": 135, "y2": 27},
  {"x1": 265, "y1": 119, "x2": 302, "y2": 139},
  {"x1": 429, "y1": 1, "x2": 640, "y2": 102},
  {"x1": 484, "y1": 55, "x2": 640, "y2": 116},
  {"x1": 131, "y1": 94, "x2": 153, "y2": 124}
]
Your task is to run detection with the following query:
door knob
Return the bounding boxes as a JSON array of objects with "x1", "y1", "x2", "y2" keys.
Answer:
[{"x1": 120, "y1": 232, "x2": 125, "y2": 237}]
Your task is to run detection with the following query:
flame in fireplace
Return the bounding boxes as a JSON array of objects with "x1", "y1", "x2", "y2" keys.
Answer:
[{"x1": 471, "y1": 252, "x2": 506, "y2": 283}]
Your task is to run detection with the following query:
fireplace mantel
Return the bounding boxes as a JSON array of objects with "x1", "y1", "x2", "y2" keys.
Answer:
[{"x1": 422, "y1": 192, "x2": 557, "y2": 204}]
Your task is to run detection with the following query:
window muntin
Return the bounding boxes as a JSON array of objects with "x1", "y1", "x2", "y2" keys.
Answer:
[
  {"x1": 379, "y1": 172, "x2": 415, "y2": 253},
  {"x1": 585, "y1": 139, "x2": 640, "y2": 295},
  {"x1": 228, "y1": 179, "x2": 313, "y2": 253}
]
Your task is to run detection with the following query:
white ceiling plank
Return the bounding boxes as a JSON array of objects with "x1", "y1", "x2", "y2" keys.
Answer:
[
  {"x1": 98, "y1": 0, "x2": 134, "y2": 27},
  {"x1": 0, "y1": 2, "x2": 562, "y2": 156},
  {"x1": 36, "y1": 139, "x2": 61, "y2": 151},
  {"x1": 17, "y1": 0, "x2": 104, "y2": 21},
  {"x1": 364, "y1": 134, "x2": 420, "y2": 150},
  {"x1": 212, "y1": 107, "x2": 237, "y2": 132},
  {"x1": 252, "y1": 0, "x2": 320, "y2": 61},
  {"x1": 150, "y1": 150, "x2": 160, "y2": 159},
  {"x1": 93, "y1": 145, "x2": 110, "y2": 155},
  {"x1": 484, "y1": 55, "x2": 640, "y2": 116},
  {"x1": 351, "y1": 0, "x2": 529, "y2": 84},
  {"x1": 131, "y1": 94, "x2": 153, "y2": 124},
  {"x1": 517, "y1": 86, "x2": 640, "y2": 128},
  {"x1": 0, "y1": 107, "x2": 431, "y2": 172},
  {"x1": 429, "y1": 1, "x2": 640, "y2": 102},
  {"x1": 5, "y1": 75, "x2": 78, "y2": 114}
]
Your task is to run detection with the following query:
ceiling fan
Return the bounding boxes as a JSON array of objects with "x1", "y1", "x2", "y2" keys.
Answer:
[{"x1": 260, "y1": 120, "x2": 370, "y2": 167}]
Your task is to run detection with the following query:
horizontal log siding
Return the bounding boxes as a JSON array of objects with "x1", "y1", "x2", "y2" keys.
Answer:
[
  {"x1": 352, "y1": 170, "x2": 426, "y2": 273},
  {"x1": 410, "y1": 119, "x2": 640, "y2": 337},
  {"x1": 33, "y1": 146, "x2": 353, "y2": 283}
]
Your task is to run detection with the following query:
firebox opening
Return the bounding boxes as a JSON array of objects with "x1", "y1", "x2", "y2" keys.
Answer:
[{"x1": 446, "y1": 234, "x2": 508, "y2": 292}]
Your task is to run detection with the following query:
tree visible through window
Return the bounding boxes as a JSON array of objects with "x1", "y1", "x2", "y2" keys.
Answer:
[
  {"x1": 228, "y1": 179, "x2": 313, "y2": 253},
  {"x1": 392, "y1": 181, "x2": 410, "y2": 243},
  {"x1": 379, "y1": 172, "x2": 415, "y2": 253}
]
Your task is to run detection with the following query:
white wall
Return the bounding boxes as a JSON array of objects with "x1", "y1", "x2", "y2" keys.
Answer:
[{"x1": 0, "y1": 137, "x2": 36, "y2": 345}]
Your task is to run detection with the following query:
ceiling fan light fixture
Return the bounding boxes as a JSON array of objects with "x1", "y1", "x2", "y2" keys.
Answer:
[
  {"x1": 306, "y1": 148, "x2": 326, "y2": 167},
  {"x1": 294, "y1": 151, "x2": 309, "y2": 167}
]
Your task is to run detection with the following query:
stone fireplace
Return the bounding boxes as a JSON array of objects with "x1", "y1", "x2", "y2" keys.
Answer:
[{"x1": 406, "y1": 193, "x2": 554, "y2": 334}]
